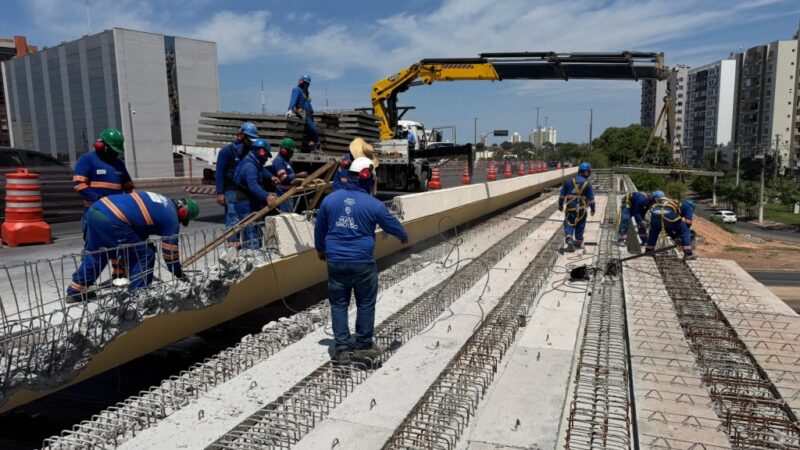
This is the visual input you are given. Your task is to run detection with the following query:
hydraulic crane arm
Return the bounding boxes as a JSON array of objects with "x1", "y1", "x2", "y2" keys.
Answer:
[{"x1": 372, "y1": 51, "x2": 668, "y2": 140}]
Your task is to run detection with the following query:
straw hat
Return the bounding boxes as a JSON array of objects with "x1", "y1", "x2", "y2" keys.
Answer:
[{"x1": 349, "y1": 137, "x2": 379, "y2": 168}]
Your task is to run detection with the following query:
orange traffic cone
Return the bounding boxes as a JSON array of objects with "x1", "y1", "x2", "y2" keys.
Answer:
[
  {"x1": 462, "y1": 162, "x2": 471, "y2": 185},
  {"x1": 517, "y1": 163, "x2": 525, "y2": 176},
  {"x1": 556, "y1": 162, "x2": 562, "y2": 170},
  {"x1": 428, "y1": 167, "x2": 442, "y2": 190},
  {"x1": 487, "y1": 161, "x2": 496, "y2": 181},
  {"x1": 503, "y1": 162, "x2": 512, "y2": 178},
  {"x1": 528, "y1": 161, "x2": 535, "y2": 174}
]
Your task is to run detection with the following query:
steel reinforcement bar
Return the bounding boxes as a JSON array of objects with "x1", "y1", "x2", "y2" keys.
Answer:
[
  {"x1": 40, "y1": 195, "x2": 553, "y2": 449},
  {"x1": 381, "y1": 231, "x2": 562, "y2": 449},
  {"x1": 653, "y1": 254, "x2": 800, "y2": 449},
  {"x1": 206, "y1": 203, "x2": 561, "y2": 450}
]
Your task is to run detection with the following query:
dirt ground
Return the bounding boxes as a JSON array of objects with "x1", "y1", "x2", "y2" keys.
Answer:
[{"x1": 693, "y1": 216, "x2": 800, "y2": 270}]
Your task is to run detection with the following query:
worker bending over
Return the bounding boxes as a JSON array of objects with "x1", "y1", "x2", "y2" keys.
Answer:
[
  {"x1": 271, "y1": 138, "x2": 307, "y2": 213},
  {"x1": 314, "y1": 156, "x2": 408, "y2": 363},
  {"x1": 559, "y1": 162, "x2": 595, "y2": 252},
  {"x1": 617, "y1": 191, "x2": 654, "y2": 245},
  {"x1": 233, "y1": 139, "x2": 278, "y2": 248},
  {"x1": 680, "y1": 199, "x2": 695, "y2": 228},
  {"x1": 644, "y1": 191, "x2": 695, "y2": 260},
  {"x1": 216, "y1": 122, "x2": 259, "y2": 248},
  {"x1": 333, "y1": 138, "x2": 379, "y2": 192},
  {"x1": 286, "y1": 75, "x2": 320, "y2": 153},
  {"x1": 66, "y1": 192, "x2": 199, "y2": 302}
]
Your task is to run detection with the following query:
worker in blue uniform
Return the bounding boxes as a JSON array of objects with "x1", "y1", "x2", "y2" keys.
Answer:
[
  {"x1": 617, "y1": 191, "x2": 653, "y2": 245},
  {"x1": 233, "y1": 139, "x2": 278, "y2": 248},
  {"x1": 286, "y1": 75, "x2": 320, "y2": 153},
  {"x1": 66, "y1": 192, "x2": 199, "y2": 302},
  {"x1": 215, "y1": 122, "x2": 259, "y2": 248},
  {"x1": 315, "y1": 157, "x2": 408, "y2": 363},
  {"x1": 558, "y1": 162, "x2": 596, "y2": 252},
  {"x1": 645, "y1": 191, "x2": 696, "y2": 260},
  {"x1": 333, "y1": 138, "x2": 379, "y2": 192},
  {"x1": 680, "y1": 199, "x2": 695, "y2": 228},
  {"x1": 271, "y1": 138, "x2": 307, "y2": 213}
]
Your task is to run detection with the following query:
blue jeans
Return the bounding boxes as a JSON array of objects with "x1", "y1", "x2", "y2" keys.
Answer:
[
  {"x1": 278, "y1": 195, "x2": 295, "y2": 213},
  {"x1": 327, "y1": 262, "x2": 378, "y2": 351},
  {"x1": 305, "y1": 113, "x2": 319, "y2": 144},
  {"x1": 225, "y1": 190, "x2": 260, "y2": 248},
  {"x1": 645, "y1": 216, "x2": 693, "y2": 256}
]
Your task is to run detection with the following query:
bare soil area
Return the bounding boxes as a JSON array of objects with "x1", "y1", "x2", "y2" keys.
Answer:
[{"x1": 694, "y1": 216, "x2": 800, "y2": 270}]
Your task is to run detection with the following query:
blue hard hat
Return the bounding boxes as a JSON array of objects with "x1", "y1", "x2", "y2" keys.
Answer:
[
  {"x1": 578, "y1": 162, "x2": 591, "y2": 172},
  {"x1": 302, "y1": 74, "x2": 311, "y2": 84},
  {"x1": 239, "y1": 122, "x2": 259, "y2": 139},
  {"x1": 252, "y1": 138, "x2": 271, "y2": 151},
  {"x1": 684, "y1": 199, "x2": 695, "y2": 208},
  {"x1": 652, "y1": 190, "x2": 665, "y2": 199}
]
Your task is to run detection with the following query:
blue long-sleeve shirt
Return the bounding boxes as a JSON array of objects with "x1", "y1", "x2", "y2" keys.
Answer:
[
  {"x1": 233, "y1": 152, "x2": 273, "y2": 204},
  {"x1": 73, "y1": 151, "x2": 134, "y2": 208},
  {"x1": 288, "y1": 85, "x2": 313, "y2": 113},
  {"x1": 93, "y1": 191, "x2": 183, "y2": 276},
  {"x1": 332, "y1": 154, "x2": 353, "y2": 191},
  {"x1": 559, "y1": 176, "x2": 595, "y2": 214},
  {"x1": 315, "y1": 183, "x2": 408, "y2": 264},
  {"x1": 271, "y1": 155, "x2": 296, "y2": 195},
  {"x1": 624, "y1": 192, "x2": 650, "y2": 223},
  {"x1": 680, "y1": 201, "x2": 694, "y2": 228},
  {"x1": 215, "y1": 141, "x2": 246, "y2": 195}
]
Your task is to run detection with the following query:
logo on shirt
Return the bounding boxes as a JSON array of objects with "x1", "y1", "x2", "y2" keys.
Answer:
[
  {"x1": 336, "y1": 197, "x2": 358, "y2": 230},
  {"x1": 96, "y1": 169, "x2": 107, "y2": 175}
]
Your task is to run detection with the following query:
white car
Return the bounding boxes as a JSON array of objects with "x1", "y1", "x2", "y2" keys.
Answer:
[{"x1": 710, "y1": 210, "x2": 737, "y2": 223}]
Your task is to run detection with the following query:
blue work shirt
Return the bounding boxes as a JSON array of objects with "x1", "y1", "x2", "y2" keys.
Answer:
[
  {"x1": 332, "y1": 154, "x2": 353, "y2": 191},
  {"x1": 73, "y1": 151, "x2": 134, "y2": 208},
  {"x1": 288, "y1": 85, "x2": 313, "y2": 113},
  {"x1": 233, "y1": 152, "x2": 273, "y2": 205},
  {"x1": 624, "y1": 192, "x2": 651, "y2": 223},
  {"x1": 315, "y1": 182, "x2": 408, "y2": 264},
  {"x1": 559, "y1": 176, "x2": 595, "y2": 214},
  {"x1": 271, "y1": 155, "x2": 296, "y2": 195},
  {"x1": 680, "y1": 201, "x2": 695, "y2": 227},
  {"x1": 215, "y1": 141, "x2": 247, "y2": 195},
  {"x1": 93, "y1": 191, "x2": 183, "y2": 276}
]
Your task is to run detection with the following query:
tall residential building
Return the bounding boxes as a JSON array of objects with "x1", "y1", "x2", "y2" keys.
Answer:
[
  {"x1": 684, "y1": 59, "x2": 737, "y2": 166},
  {"x1": 1, "y1": 28, "x2": 220, "y2": 178},
  {"x1": 511, "y1": 131, "x2": 521, "y2": 143},
  {"x1": 733, "y1": 39, "x2": 800, "y2": 170},
  {"x1": 0, "y1": 36, "x2": 37, "y2": 147},
  {"x1": 532, "y1": 126, "x2": 556, "y2": 146},
  {"x1": 640, "y1": 65, "x2": 688, "y2": 162}
]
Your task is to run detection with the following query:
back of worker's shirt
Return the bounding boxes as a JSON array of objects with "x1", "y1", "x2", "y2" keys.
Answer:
[
  {"x1": 289, "y1": 86, "x2": 313, "y2": 113},
  {"x1": 680, "y1": 202, "x2": 694, "y2": 227},
  {"x1": 315, "y1": 186, "x2": 407, "y2": 264},
  {"x1": 651, "y1": 198, "x2": 681, "y2": 222},
  {"x1": 73, "y1": 152, "x2": 134, "y2": 208},
  {"x1": 233, "y1": 152, "x2": 271, "y2": 203},
  {"x1": 95, "y1": 192, "x2": 180, "y2": 239},
  {"x1": 629, "y1": 192, "x2": 649, "y2": 220},
  {"x1": 215, "y1": 141, "x2": 246, "y2": 195}
]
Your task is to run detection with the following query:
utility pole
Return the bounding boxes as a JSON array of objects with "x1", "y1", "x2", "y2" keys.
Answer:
[
  {"x1": 759, "y1": 142, "x2": 766, "y2": 224},
  {"x1": 712, "y1": 145, "x2": 719, "y2": 206},
  {"x1": 773, "y1": 134, "x2": 781, "y2": 189},
  {"x1": 260, "y1": 77, "x2": 266, "y2": 115},
  {"x1": 127, "y1": 102, "x2": 138, "y2": 178},
  {"x1": 735, "y1": 146, "x2": 741, "y2": 186},
  {"x1": 588, "y1": 108, "x2": 593, "y2": 150},
  {"x1": 85, "y1": 0, "x2": 91, "y2": 34},
  {"x1": 545, "y1": 116, "x2": 549, "y2": 129},
  {"x1": 473, "y1": 116, "x2": 479, "y2": 158},
  {"x1": 535, "y1": 107, "x2": 540, "y2": 130}
]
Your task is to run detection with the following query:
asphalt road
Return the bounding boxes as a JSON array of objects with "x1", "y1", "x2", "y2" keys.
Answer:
[
  {"x1": 746, "y1": 270, "x2": 800, "y2": 287},
  {"x1": 693, "y1": 202, "x2": 800, "y2": 244}
]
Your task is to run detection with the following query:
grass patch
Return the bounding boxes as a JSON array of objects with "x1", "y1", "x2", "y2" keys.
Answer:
[
  {"x1": 764, "y1": 203, "x2": 800, "y2": 226},
  {"x1": 724, "y1": 245, "x2": 750, "y2": 252}
]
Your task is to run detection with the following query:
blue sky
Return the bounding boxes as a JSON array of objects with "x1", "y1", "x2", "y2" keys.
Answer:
[{"x1": 2, "y1": 0, "x2": 799, "y2": 144}]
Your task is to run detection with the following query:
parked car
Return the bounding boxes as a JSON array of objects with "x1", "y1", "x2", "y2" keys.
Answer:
[
  {"x1": 0, "y1": 147, "x2": 84, "y2": 223},
  {"x1": 710, "y1": 210, "x2": 737, "y2": 223}
]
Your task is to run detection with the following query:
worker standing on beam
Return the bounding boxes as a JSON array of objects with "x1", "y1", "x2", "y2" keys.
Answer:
[
  {"x1": 286, "y1": 75, "x2": 320, "y2": 153},
  {"x1": 558, "y1": 162, "x2": 595, "y2": 252},
  {"x1": 333, "y1": 138, "x2": 380, "y2": 192},
  {"x1": 271, "y1": 138, "x2": 307, "y2": 213},
  {"x1": 216, "y1": 122, "x2": 259, "y2": 248},
  {"x1": 315, "y1": 156, "x2": 408, "y2": 363},
  {"x1": 617, "y1": 191, "x2": 654, "y2": 246},
  {"x1": 66, "y1": 192, "x2": 199, "y2": 302},
  {"x1": 644, "y1": 191, "x2": 696, "y2": 260},
  {"x1": 233, "y1": 139, "x2": 278, "y2": 249}
]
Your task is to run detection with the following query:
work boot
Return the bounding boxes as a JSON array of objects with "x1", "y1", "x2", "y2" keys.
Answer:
[
  {"x1": 565, "y1": 241, "x2": 575, "y2": 253},
  {"x1": 66, "y1": 290, "x2": 97, "y2": 304},
  {"x1": 334, "y1": 349, "x2": 353, "y2": 364},
  {"x1": 352, "y1": 345, "x2": 384, "y2": 361},
  {"x1": 616, "y1": 240, "x2": 626, "y2": 248},
  {"x1": 684, "y1": 253, "x2": 697, "y2": 261}
]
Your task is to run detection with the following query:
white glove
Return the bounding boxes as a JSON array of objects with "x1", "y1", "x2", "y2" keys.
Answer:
[{"x1": 285, "y1": 110, "x2": 294, "y2": 118}]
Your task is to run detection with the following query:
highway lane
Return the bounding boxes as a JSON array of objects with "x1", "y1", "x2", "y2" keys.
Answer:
[
  {"x1": 693, "y1": 202, "x2": 800, "y2": 244},
  {"x1": 746, "y1": 270, "x2": 800, "y2": 287}
]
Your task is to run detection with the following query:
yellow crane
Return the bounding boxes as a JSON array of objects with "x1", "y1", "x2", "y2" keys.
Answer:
[{"x1": 371, "y1": 51, "x2": 669, "y2": 141}]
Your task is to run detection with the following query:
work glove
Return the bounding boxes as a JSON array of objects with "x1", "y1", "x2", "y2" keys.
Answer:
[
  {"x1": 317, "y1": 252, "x2": 327, "y2": 261},
  {"x1": 285, "y1": 110, "x2": 294, "y2": 118}
]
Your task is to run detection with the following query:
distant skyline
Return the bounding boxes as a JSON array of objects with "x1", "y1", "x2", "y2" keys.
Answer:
[{"x1": 2, "y1": 0, "x2": 798, "y2": 144}]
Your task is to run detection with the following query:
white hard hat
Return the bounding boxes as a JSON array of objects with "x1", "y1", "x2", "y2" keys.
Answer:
[{"x1": 349, "y1": 156, "x2": 374, "y2": 178}]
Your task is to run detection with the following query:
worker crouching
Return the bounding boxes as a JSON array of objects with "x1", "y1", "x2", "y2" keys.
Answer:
[
  {"x1": 559, "y1": 162, "x2": 595, "y2": 252},
  {"x1": 645, "y1": 191, "x2": 695, "y2": 260},
  {"x1": 233, "y1": 139, "x2": 278, "y2": 249},
  {"x1": 314, "y1": 156, "x2": 408, "y2": 363},
  {"x1": 66, "y1": 192, "x2": 199, "y2": 302},
  {"x1": 617, "y1": 191, "x2": 655, "y2": 245}
]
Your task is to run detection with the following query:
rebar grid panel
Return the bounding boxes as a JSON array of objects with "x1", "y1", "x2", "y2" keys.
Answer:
[
  {"x1": 565, "y1": 179, "x2": 632, "y2": 450},
  {"x1": 207, "y1": 203, "x2": 562, "y2": 450},
  {"x1": 690, "y1": 261, "x2": 779, "y2": 314},
  {"x1": 40, "y1": 195, "x2": 556, "y2": 449},
  {"x1": 382, "y1": 232, "x2": 562, "y2": 449},
  {"x1": 654, "y1": 254, "x2": 800, "y2": 449}
]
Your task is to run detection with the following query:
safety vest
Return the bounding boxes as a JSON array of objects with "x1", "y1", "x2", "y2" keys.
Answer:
[
  {"x1": 650, "y1": 198, "x2": 682, "y2": 223},
  {"x1": 565, "y1": 178, "x2": 589, "y2": 212}
]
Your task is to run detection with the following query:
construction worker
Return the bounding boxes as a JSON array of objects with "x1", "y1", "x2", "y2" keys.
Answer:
[
  {"x1": 73, "y1": 128, "x2": 135, "y2": 232},
  {"x1": 286, "y1": 74, "x2": 320, "y2": 153},
  {"x1": 216, "y1": 122, "x2": 259, "y2": 247},
  {"x1": 645, "y1": 191, "x2": 696, "y2": 260},
  {"x1": 617, "y1": 191, "x2": 654, "y2": 245},
  {"x1": 271, "y1": 138, "x2": 308, "y2": 213},
  {"x1": 66, "y1": 192, "x2": 199, "y2": 302},
  {"x1": 333, "y1": 138, "x2": 379, "y2": 192},
  {"x1": 233, "y1": 139, "x2": 278, "y2": 249},
  {"x1": 558, "y1": 162, "x2": 595, "y2": 252},
  {"x1": 314, "y1": 156, "x2": 408, "y2": 363},
  {"x1": 680, "y1": 199, "x2": 695, "y2": 228}
]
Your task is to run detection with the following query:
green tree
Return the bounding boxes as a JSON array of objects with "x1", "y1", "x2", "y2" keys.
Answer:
[
  {"x1": 776, "y1": 177, "x2": 800, "y2": 209},
  {"x1": 592, "y1": 124, "x2": 672, "y2": 166}
]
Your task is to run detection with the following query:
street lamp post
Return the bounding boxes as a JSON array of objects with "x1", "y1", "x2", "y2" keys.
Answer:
[
  {"x1": 712, "y1": 145, "x2": 718, "y2": 207},
  {"x1": 127, "y1": 102, "x2": 139, "y2": 178},
  {"x1": 473, "y1": 116, "x2": 479, "y2": 159}
]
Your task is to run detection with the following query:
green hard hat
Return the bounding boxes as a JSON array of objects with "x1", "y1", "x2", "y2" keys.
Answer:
[
  {"x1": 280, "y1": 138, "x2": 296, "y2": 151},
  {"x1": 176, "y1": 198, "x2": 200, "y2": 225},
  {"x1": 100, "y1": 128, "x2": 125, "y2": 154}
]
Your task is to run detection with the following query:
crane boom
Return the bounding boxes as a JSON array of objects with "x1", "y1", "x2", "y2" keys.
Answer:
[{"x1": 371, "y1": 51, "x2": 668, "y2": 140}]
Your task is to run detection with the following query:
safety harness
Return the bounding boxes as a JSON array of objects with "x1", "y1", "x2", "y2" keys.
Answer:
[{"x1": 564, "y1": 178, "x2": 589, "y2": 226}]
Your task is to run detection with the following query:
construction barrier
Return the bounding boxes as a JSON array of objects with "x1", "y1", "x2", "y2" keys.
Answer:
[
  {"x1": 503, "y1": 162, "x2": 512, "y2": 179},
  {"x1": 461, "y1": 162, "x2": 471, "y2": 185},
  {"x1": 487, "y1": 161, "x2": 497, "y2": 181},
  {"x1": 1, "y1": 169, "x2": 52, "y2": 247},
  {"x1": 428, "y1": 167, "x2": 442, "y2": 190}
]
